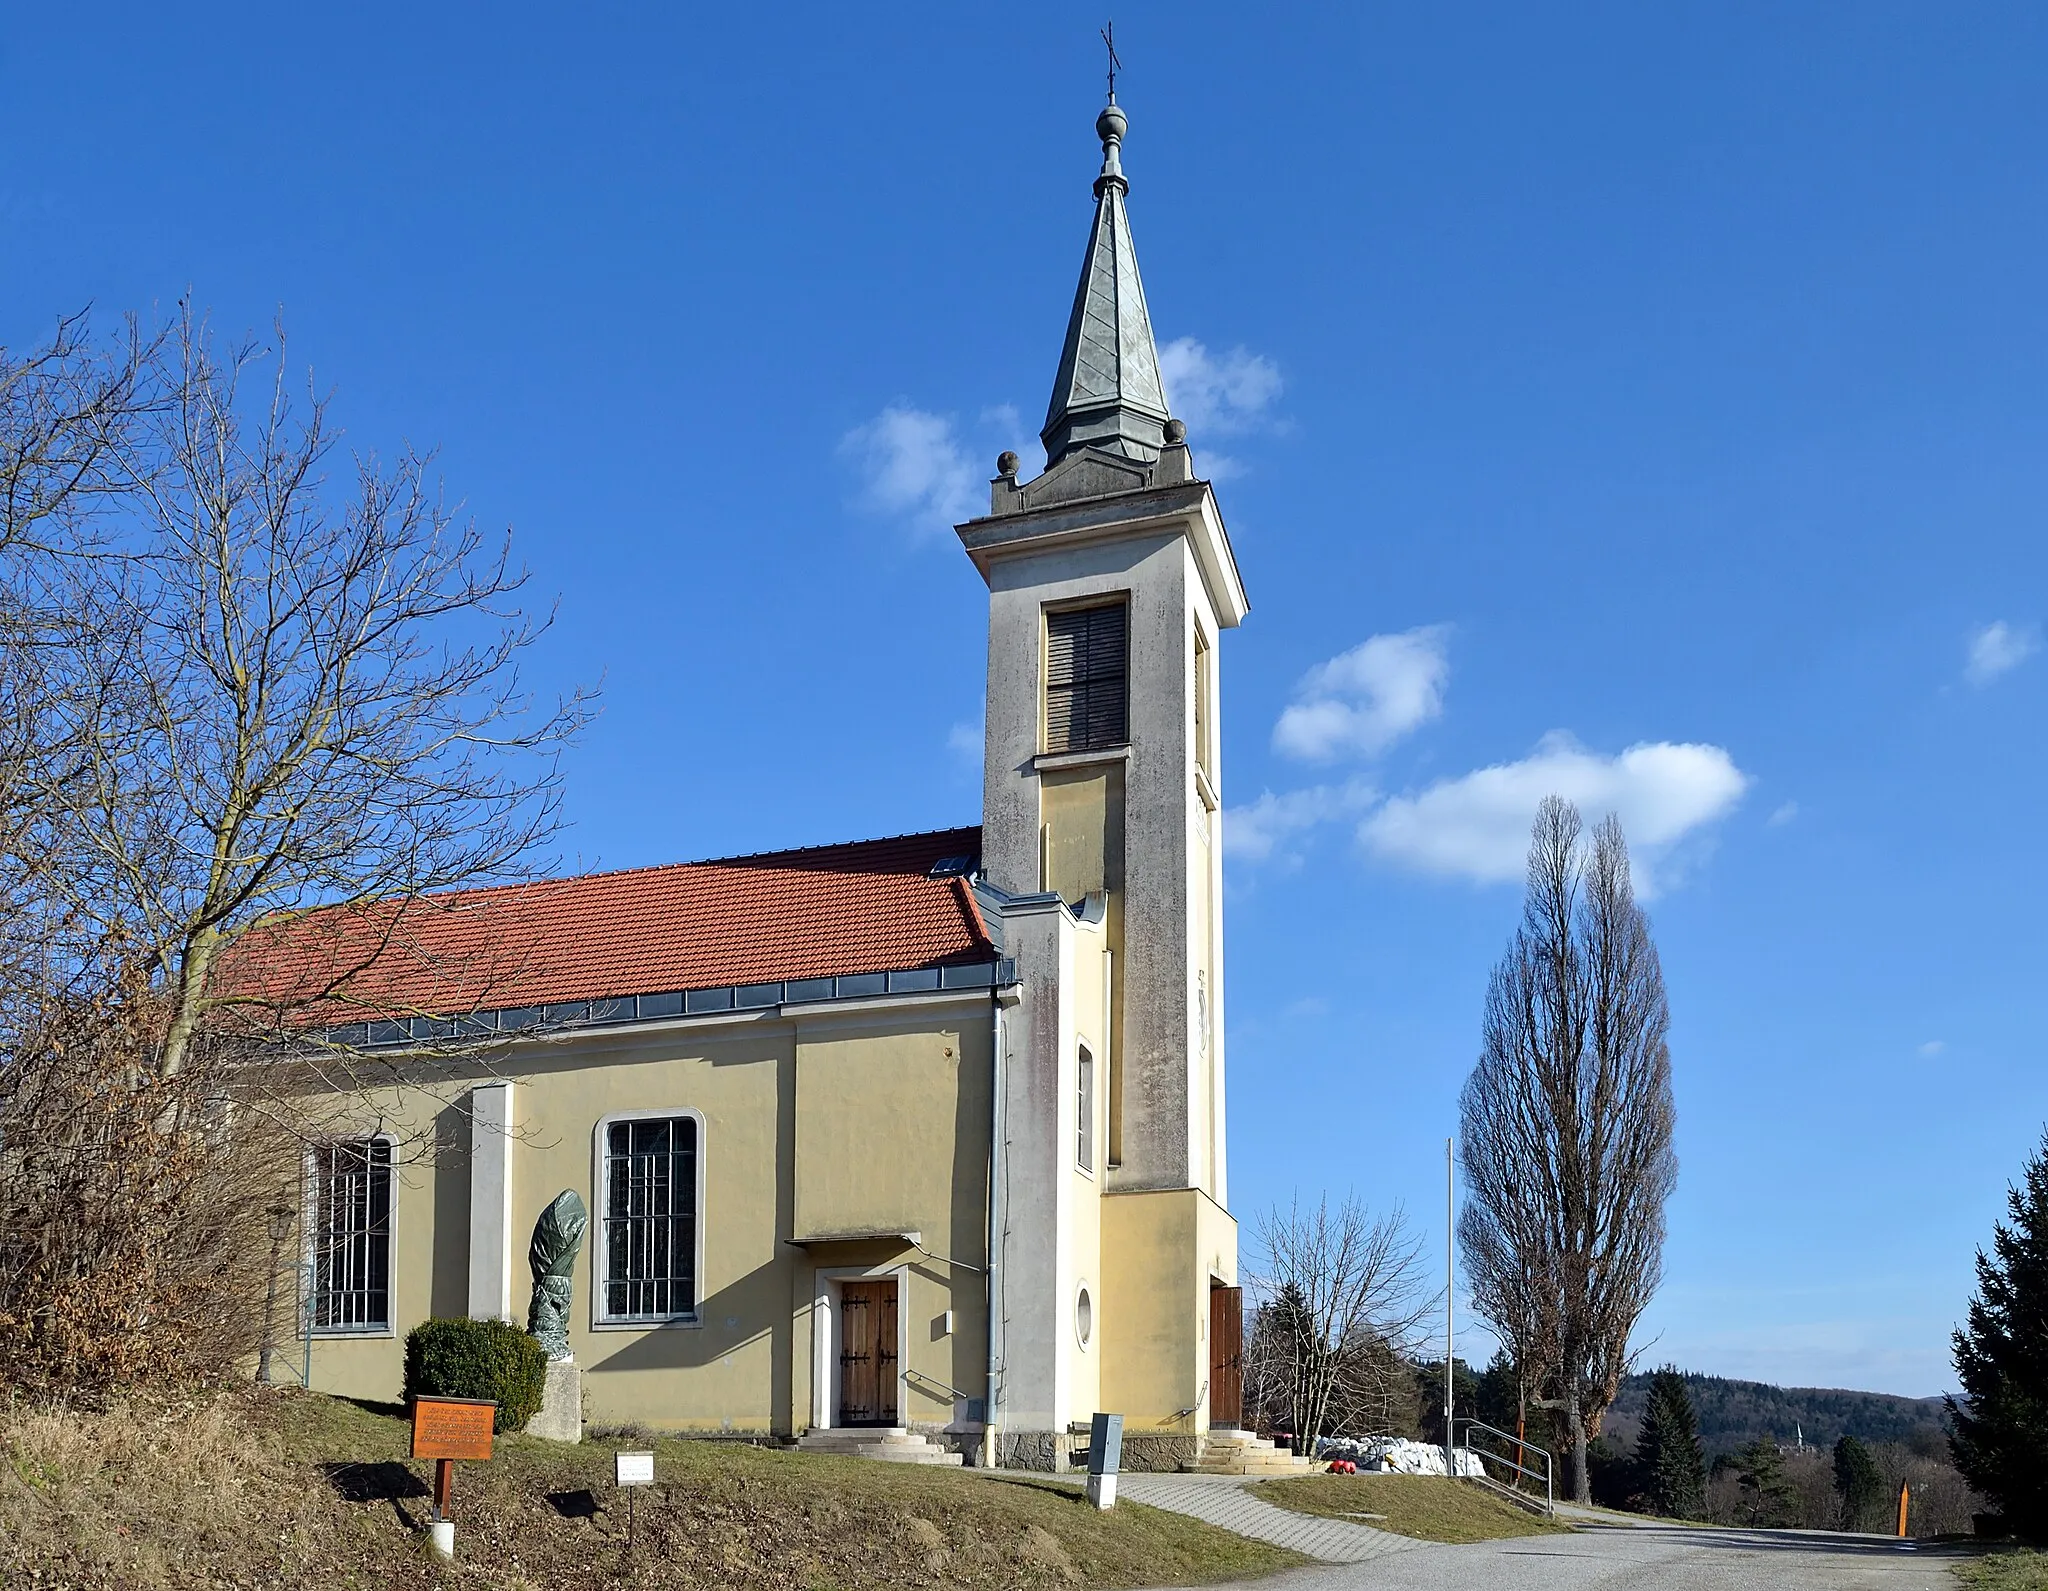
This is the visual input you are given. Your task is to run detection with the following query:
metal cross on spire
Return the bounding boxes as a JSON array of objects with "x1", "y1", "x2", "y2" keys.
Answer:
[{"x1": 1102, "y1": 21, "x2": 1121, "y2": 103}]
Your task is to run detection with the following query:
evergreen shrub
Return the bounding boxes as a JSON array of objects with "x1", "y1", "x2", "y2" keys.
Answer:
[{"x1": 402, "y1": 1317, "x2": 547, "y2": 1432}]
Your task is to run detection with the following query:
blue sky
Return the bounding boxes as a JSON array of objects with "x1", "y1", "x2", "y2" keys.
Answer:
[{"x1": 8, "y1": 3, "x2": 2046, "y2": 1398}]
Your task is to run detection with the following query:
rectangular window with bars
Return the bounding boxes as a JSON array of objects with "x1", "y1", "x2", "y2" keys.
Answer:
[
  {"x1": 1045, "y1": 601, "x2": 1128, "y2": 754},
  {"x1": 601, "y1": 1115, "x2": 699, "y2": 1322},
  {"x1": 310, "y1": 1138, "x2": 392, "y2": 1333}
]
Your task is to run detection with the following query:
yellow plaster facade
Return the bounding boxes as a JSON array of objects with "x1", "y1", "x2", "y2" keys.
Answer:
[{"x1": 301, "y1": 998, "x2": 994, "y2": 1438}]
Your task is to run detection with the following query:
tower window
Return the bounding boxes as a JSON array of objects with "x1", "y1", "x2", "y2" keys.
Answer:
[
  {"x1": 1077, "y1": 1043, "x2": 1096, "y2": 1172},
  {"x1": 1194, "y1": 624, "x2": 1213, "y2": 781},
  {"x1": 1045, "y1": 602, "x2": 1128, "y2": 754}
]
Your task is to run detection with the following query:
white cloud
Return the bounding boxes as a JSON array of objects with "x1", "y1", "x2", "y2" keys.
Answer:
[
  {"x1": 1768, "y1": 801, "x2": 1799, "y2": 827},
  {"x1": 1359, "y1": 732, "x2": 1749, "y2": 897},
  {"x1": 1273, "y1": 627, "x2": 1451, "y2": 762},
  {"x1": 840, "y1": 406, "x2": 980, "y2": 537},
  {"x1": 1918, "y1": 1040, "x2": 1946, "y2": 1059},
  {"x1": 1224, "y1": 782, "x2": 1376, "y2": 865},
  {"x1": 946, "y1": 714, "x2": 983, "y2": 766},
  {"x1": 1158, "y1": 338, "x2": 1282, "y2": 436},
  {"x1": 1966, "y1": 620, "x2": 2040, "y2": 687}
]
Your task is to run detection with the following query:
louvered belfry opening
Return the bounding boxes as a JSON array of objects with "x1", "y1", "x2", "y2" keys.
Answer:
[{"x1": 1044, "y1": 602, "x2": 1129, "y2": 753}]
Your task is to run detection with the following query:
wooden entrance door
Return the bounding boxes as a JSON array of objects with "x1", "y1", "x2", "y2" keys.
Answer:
[
  {"x1": 836, "y1": 1280, "x2": 899, "y2": 1426},
  {"x1": 1210, "y1": 1283, "x2": 1244, "y2": 1429}
]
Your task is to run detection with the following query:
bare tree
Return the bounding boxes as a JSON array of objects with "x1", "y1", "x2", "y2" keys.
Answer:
[
  {"x1": 10, "y1": 309, "x2": 590, "y2": 1073},
  {"x1": 1458, "y1": 797, "x2": 1677, "y2": 1503},
  {"x1": 0, "y1": 306, "x2": 589, "y2": 1390},
  {"x1": 1246, "y1": 1195, "x2": 1434, "y2": 1456}
]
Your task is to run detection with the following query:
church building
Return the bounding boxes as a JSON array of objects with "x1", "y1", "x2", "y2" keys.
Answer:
[{"x1": 278, "y1": 93, "x2": 1252, "y2": 1471}]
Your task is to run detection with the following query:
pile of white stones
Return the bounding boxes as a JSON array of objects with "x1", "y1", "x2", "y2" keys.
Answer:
[{"x1": 1317, "y1": 1435, "x2": 1488, "y2": 1477}]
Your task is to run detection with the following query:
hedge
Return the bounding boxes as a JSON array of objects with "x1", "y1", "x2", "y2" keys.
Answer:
[{"x1": 402, "y1": 1317, "x2": 547, "y2": 1433}]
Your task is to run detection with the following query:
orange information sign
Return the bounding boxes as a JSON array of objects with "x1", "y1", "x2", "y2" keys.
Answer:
[{"x1": 411, "y1": 1396, "x2": 496, "y2": 1462}]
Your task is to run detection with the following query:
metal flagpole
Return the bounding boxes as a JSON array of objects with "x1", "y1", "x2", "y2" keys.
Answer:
[{"x1": 1445, "y1": 1137, "x2": 1454, "y2": 1478}]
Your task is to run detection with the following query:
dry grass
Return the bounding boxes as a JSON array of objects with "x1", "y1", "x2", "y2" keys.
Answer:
[
  {"x1": 0, "y1": 1390, "x2": 1304, "y2": 1589},
  {"x1": 1957, "y1": 1549, "x2": 2048, "y2": 1589},
  {"x1": 1255, "y1": 1473, "x2": 1574, "y2": 1543}
]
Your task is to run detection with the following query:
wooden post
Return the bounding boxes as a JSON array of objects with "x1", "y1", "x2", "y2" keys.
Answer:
[
  {"x1": 434, "y1": 1457, "x2": 453, "y2": 1520},
  {"x1": 1897, "y1": 1482, "x2": 1910, "y2": 1538}
]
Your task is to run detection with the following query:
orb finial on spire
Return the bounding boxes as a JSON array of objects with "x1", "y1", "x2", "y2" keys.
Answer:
[
  {"x1": 1093, "y1": 22, "x2": 1128, "y2": 192},
  {"x1": 1094, "y1": 72, "x2": 1128, "y2": 195}
]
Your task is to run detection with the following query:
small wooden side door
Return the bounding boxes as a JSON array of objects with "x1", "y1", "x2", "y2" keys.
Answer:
[
  {"x1": 1210, "y1": 1284, "x2": 1244, "y2": 1429},
  {"x1": 838, "y1": 1280, "x2": 900, "y2": 1427},
  {"x1": 875, "y1": 1284, "x2": 899, "y2": 1426}
]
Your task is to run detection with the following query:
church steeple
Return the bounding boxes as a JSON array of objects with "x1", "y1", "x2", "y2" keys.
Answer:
[{"x1": 1040, "y1": 99, "x2": 1171, "y2": 468}]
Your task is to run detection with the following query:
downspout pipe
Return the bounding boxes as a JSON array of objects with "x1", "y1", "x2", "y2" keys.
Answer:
[{"x1": 984, "y1": 984, "x2": 1006, "y2": 1467}]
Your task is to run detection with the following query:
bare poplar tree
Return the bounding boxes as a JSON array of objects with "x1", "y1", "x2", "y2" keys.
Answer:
[
  {"x1": 1457, "y1": 797, "x2": 1677, "y2": 1503},
  {"x1": 1246, "y1": 1195, "x2": 1434, "y2": 1455}
]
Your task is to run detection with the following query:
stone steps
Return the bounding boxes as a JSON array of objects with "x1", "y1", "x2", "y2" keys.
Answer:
[
  {"x1": 1183, "y1": 1428, "x2": 1318, "y2": 1476},
  {"x1": 795, "y1": 1427, "x2": 965, "y2": 1465}
]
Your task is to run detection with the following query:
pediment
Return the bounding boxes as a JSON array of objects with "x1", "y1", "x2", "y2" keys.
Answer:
[{"x1": 1023, "y1": 448, "x2": 1153, "y2": 509}]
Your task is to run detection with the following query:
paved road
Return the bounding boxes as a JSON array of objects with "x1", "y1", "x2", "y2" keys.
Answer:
[
  {"x1": 1118, "y1": 1475, "x2": 1966, "y2": 1589},
  {"x1": 1202, "y1": 1522, "x2": 1964, "y2": 1590}
]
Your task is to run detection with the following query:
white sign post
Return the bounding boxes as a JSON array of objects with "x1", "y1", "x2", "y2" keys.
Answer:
[
  {"x1": 616, "y1": 1450, "x2": 655, "y2": 1552},
  {"x1": 615, "y1": 1451, "x2": 655, "y2": 1487}
]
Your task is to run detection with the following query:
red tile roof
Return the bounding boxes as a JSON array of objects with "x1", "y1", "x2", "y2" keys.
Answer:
[{"x1": 226, "y1": 827, "x2": 991, "y2": 1020}]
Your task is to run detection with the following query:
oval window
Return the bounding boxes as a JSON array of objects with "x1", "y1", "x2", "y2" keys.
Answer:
[{"x1": 1076, "y1": 1284, "x2": 1094, "y2": 1349}]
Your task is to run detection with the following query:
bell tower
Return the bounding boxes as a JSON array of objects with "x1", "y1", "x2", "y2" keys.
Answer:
[{"x1": 958, "y1": 97, "x2": 1248, "y2": 1201}]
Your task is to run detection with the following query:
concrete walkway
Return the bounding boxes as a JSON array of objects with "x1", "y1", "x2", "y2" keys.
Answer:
[{"x1": 1116, "y1": 1474, "x2": 1420, "y2": 1564}]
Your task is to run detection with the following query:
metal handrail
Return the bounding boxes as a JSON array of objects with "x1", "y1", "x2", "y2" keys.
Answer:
[
  {"x1": 1456, "y1": 1417, "x2": 1555, "y2": 1511},
  {"x1": 904, "y1": 1367, "x2": 977, "y2": 1404}
]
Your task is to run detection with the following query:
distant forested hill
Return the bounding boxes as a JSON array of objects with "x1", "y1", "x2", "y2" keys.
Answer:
[{"x1": 1602, "y1": 1372, "x2": 1947, "y2": 1459}]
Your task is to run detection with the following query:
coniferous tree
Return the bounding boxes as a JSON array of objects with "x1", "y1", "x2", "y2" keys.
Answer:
[
  {"x1": 1732, "y1": 1438, "x2": 1795, "y2": 1527},
  {"x1": 1832, "y1": 1435, "x2": 1884, "y2": 1532},
  {"x1": 1949, "y1": 1129, "x2": 2048, "y2": 1536},
  {"x1": 1636, "y1": 1366, "x2": 1708, "y2": 1519}
]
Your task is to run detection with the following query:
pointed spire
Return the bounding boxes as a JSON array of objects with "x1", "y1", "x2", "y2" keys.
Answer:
[{"x1": 1041, "y1": 98, "x2": 1171, "y2": 468}]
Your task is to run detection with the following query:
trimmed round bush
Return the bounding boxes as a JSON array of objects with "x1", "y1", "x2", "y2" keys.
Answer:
[{"x1": 402, "y1": 1317, "x2": 547, "y2": 1433}]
